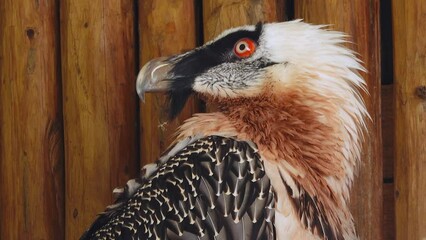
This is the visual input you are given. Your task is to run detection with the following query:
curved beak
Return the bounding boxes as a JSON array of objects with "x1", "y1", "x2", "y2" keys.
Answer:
[
  {"x1": 135, "y1": 49, "x2": 201, "y2": 119},
  {"x1": 136, "y1": 57, "x2": 174, "y2": 102}
]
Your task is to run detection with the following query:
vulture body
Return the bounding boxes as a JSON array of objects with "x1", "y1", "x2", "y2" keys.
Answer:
[{"x1": 82, "y1": 21, "x2": 368, "y2": 240}]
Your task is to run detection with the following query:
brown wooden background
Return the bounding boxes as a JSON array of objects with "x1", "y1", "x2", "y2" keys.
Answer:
[{"x1": 0, "y1": 0, "x2": 424, "y2": 239}]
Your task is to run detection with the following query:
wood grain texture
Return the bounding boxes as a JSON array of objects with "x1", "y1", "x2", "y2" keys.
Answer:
[
  {"x1": 383, "y1": 183, "x2": 395, "y2": 240},
  {"x1": 295, "y1": 1, "x2": 383, "y2": 239},
  {"x1": 138, "y1": 0, "x2": 199, "y2": 165},
  {"x1": 203, "y1": 0, "x2": 285, "y2": 42},
  {"x1": 60, "y1": 1, "x2": 138, "y2": 239},
  {"x1": 381, "y1": 85, "x2": 395, "y2": 240},
  {"x1": 382, "y1": 85, "x2": 394, "y2": 180},
  {"x1": 392, "y1": 1, "x2": 426, "y2": 239},
  {"x1": 0, "y1": 0, "x2": 64, "y2": 239},
  {"x1": 202, "y1": 0, "x2": 285, "y2": 112}
]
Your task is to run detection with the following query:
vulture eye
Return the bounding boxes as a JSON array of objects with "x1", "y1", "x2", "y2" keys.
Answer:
[{"x1": 233, "y1": 38, "x2": 256, "y2": 58}]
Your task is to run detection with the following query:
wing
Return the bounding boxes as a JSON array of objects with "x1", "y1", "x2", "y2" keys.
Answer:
[{"x1": 81, "y1": 135, "x2": 275, "y2": 240}]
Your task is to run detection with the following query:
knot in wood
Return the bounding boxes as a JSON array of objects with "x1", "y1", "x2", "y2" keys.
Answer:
[
  {"x1": 26, "y1": 28, "x2": 35, "y2": 39},
  {"x1": 415, "y1": 86, "x2": 426, "y2": 100}
]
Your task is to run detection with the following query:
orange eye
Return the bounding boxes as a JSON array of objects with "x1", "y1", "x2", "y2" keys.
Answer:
[{"x1": 233, "y1": 38, "x2": 256, "y2": 58}]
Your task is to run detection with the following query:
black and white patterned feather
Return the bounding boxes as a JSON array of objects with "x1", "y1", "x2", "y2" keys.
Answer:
[
  {"x1": 282, "y1": 177, "x2": 341, "y2": 240},
  {"x1": 81, "y1": 136, "x2": 275, "y2": 240}
]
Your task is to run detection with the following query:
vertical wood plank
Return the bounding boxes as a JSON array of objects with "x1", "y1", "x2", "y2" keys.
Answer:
[
  {"x1": 0, "y1": 0, "x2": 64, "y2": 239},
  {"x1": 392, "y1": 1, "x2": 426, "y2": 239},
  {"x1": 61, "y1": 1, "x2": 138, "y2": 238},
  {"x1": 203, "y1": 0, "x2": 285, "y2": 45},
  {"x1": 295, "y1": 1, "x2": 383, "y2": 239},
  {"x1": 139, "y1": 0, "x2": 199, "y2": 165}
]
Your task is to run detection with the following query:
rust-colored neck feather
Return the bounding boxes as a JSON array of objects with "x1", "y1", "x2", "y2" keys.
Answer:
[
  {"x1": 176, "y1": 88, "x2": 357, "y2": 238},
  {"x1": 216, "y1": 91, "x2": 345, "y2": 182}
]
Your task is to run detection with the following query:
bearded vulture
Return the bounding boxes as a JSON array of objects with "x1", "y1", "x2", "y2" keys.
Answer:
[{"x1": 81, "y1": 20, "x2": 368, "y2": 240}]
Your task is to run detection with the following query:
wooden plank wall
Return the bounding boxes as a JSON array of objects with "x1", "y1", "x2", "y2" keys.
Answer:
[
  {"x1": 0, "y1": 1, "x2": 64, "y2": 239},
  {"x1": 61, "y1": 1, "x2": 138, "y2": 239},
  {"x1": 393, "y1": 1, "x2": 426, "y2": 239},
  {"x1": 2, "y1": 0, "x2": 425, "y2": 239}
]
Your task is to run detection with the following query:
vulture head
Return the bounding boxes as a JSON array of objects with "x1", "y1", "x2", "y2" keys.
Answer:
[
  {"x1": 137, "y1": 20, "x2": 366, "y2": 120},
  {"x1": 136, "y1": 20, "x2": 368, "y2": 239}
]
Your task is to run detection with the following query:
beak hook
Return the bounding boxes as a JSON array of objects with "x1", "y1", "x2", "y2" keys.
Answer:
[{"x1": 136, "y1": 57, "x2": 173, "y2": 102}]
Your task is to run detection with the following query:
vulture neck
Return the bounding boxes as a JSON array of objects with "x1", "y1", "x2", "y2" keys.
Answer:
[
  {"x1": 216, "y1": 92, "x2": 346, "y2": 183},
  {"x1": 177, "y1": 88, "x2": 361, "y2": 239}
]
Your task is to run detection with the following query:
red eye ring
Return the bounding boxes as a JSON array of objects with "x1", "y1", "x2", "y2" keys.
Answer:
[{"x1": 233, "y1": 38, "x2": 256, "y2": 58}]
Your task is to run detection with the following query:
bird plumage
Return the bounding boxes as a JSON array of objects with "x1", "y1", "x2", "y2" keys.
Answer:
[
  {"x1": 82, "y1": 20, "x2": 368, "y2": 240},
  {"x1": 81, "y1": 136, "x2": 275, "y2": 239}
]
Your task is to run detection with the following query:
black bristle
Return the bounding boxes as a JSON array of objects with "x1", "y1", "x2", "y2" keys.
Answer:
[{"x1": 167, "y1": 88, "x2": 193, "y2": 120}]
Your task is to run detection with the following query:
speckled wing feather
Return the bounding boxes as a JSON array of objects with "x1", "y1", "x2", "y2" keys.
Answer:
[
  {"x1": 282, "y1": 176, "x2": 342, "y2": 240},
  {"x1": 81, "y1": 136, "x2": 275, "y2": 240}
]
